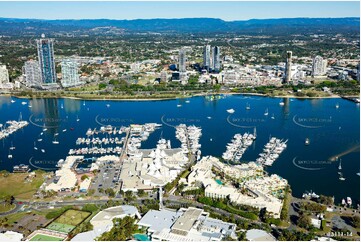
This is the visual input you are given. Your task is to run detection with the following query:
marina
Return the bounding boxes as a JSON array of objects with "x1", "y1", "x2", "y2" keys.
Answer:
[
  {"x1": 0, "y1": 95, "x2": 359, "y2": 204},
  {"x1": 256, "y1": 137, "x2": 287, "y2": 166},
  {"x1": 0, "y1": 118, "x2": 29, "y2": 140},
  {"x1": 222, "y1": 131, "x2": 256, "y2": 162}
]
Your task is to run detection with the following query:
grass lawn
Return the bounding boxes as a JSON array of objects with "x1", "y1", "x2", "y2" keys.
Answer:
[
  {"x1": 29, "y1": 234, "x2": 64, "y2": 241},
  {"x1": 0, "y1": 203, "x2": 16, "y2": 213},
  {"x1": 46, "y1": 222, "x2": 75, "y2": 233},
  {"x1": 54, "y1": 209, "x2": 91, "y2": 226},
  {"x1": 0, "y1": 171, "x2": 46, "y2": 200}
]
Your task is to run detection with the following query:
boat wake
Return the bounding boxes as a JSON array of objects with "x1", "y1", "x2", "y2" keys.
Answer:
[{"x1": 329, "y1": 144, "x2": 360, "y2": 161}]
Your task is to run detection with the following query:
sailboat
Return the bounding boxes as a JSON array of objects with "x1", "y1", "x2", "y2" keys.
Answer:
[
  {"x1": 339, "y1": 172, "x2": 346, "y2": 181},
  {"x1": 271, "y1": 113, "x2": 275, "y2": 119},
  {"x1": 42, "y1": 124, "x2": 47, "y2": 132},
  {"x1": 52, "y1": 135, "x2": 59, "y2": 144},
  {"x1": 10, "y1": 142, "x2": 15, "y2": 150},
  {"x1": 264, "y1": 108, "x2": 269, "y2": 116},
  {"x1": 34, "y1": 141, "x2": 38, "y2": 150},
  {"x1": 246, "y1": 103, "x2": 251, "y2": 110},
  {"x1": 61, "y1": 104, "x2": 64, "y2": 109},
  {"x1": 83, "y1": 101, "x2": 86, "y2": 106},
  {"x1": 11, "y1": 99, "x2": 15, "y2": 103},
  {"x1": 335, "y1": 103, "x2": 340, "y2": 109},
  {"x1": 8, "y1": 149, "x2": 12, "y2": 159},
  {"x1": 76, "y1": 115, "x2": 80, "y2": 122},
  {"x1": 338, "y1": 159, "x2": 342, "y2": 170}
]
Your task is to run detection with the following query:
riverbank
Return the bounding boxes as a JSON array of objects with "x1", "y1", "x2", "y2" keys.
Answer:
[{"x1": 1, "y1": 91, "x2": 347, "y2": 101}]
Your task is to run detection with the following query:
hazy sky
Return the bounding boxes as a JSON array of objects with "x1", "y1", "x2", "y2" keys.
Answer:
[{"x1": 0, "y1": 1, "x2": 359, "y2": 21}]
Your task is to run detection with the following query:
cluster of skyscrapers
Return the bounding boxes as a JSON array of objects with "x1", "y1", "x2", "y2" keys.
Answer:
[
  {"x1": 203, "y1": 45, "x2": 221, "y2": 72},
  {"x1": 23, "y1": 34, "x2": 82, "y2": 89}
]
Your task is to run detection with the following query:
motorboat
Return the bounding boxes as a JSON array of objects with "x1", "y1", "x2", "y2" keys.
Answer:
[
  {"x1": 227, "y1": 109, "x2": 235, "y2": 114},
  {"x1": 305, "y1": 138, "x2": 310, "y2": 146},
  {"x1": 264, "y1": 108, "x2": 269, "y2": 116}
]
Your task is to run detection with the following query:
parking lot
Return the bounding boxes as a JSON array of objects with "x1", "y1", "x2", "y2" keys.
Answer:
[{"x1": 89, "y1": 160, "x2": 122, "y2": 197}]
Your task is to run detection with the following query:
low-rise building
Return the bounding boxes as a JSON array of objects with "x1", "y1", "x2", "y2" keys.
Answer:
[
  {"x1": 72, "y1": 205, "x2": 140, "y2": 241},
  {"x1": 137, "y1": 207, "x2": 237, "y2": 241},
  {"x1": 246, "y1": 229, "x2": 276, "y2": 241},
  {"x1": 184, "y1": 156, "x2": 286, "y2": 218}
]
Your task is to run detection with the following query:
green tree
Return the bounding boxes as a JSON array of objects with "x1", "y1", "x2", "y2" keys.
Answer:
[
  {"x1": 297, "y1": 214, "x2": 311, "y2": 229},
  {"x1": 97, "y1": 216, "x2": 137, "y2": 241},
  {"x1": 81, "y1": 175, "x2": 89, "y2": 181}
]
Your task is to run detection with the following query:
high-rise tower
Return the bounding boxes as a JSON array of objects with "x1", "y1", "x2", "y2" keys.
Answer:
[
  {"x1": 212, "y1": 46, "x2": 221, "y2": 72},
  {"x1": 179, "y1": 48, "x2": 186, "y2": 72},
  {"x1": 203, "y1": 45, "x2": 211, "y2": 71},
  {"x1": 36, "y1": 34, "x2": 57, "y2": 84},
  {"x1": 284, "y1": 51, "x2": 292, "y2": 83}
]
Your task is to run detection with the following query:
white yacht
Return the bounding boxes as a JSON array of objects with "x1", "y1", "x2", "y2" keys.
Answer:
[
  {"x1": 264, "y1": 108, "x2": 269, "y2": 116},
  {"x1": 305, "y1": 138, "x2": 310, "y2": 146},
  {"x1": 227, "y1": 109, "x2": 235, "y2": 114}
]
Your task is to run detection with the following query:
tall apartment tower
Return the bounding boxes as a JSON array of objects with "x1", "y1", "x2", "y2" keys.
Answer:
[
  {"x1": 203, "y1": 45, "x2": 211, "y2": 71},
  {"x1": 212, "y1": 46, "x2": 221, "y2": 72},
  {"x1": 0, "y1": 65, "x2": 9, "y2": 84},
  {"x1": 160, "y1": 71, "x2": 168, "y2": 83},
  {"x1": 23, "y1": 60, "x2": 41, "y2": 87},
  {"x1": 179, "y1": 48, "x2": 186, "y2": 72},
  {"x1": 284, "y1": 51, "x2": 292, "y2": 83},
  {"x1": 36, "y1": 34, "x2": 57, "y2": 84},
  {"x1": 312, "y1": 56, "x2": 327, "y2": 76},
  {"x1": 61, "y1": 59, "x2": 80, "y2": 87}
]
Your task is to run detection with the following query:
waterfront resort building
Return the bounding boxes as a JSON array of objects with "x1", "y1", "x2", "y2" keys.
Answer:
[
  {"x1": 137, "y1": 207, "x2": 237, "y2": 241},
  {"x1": 45, "y1": 156, "x2": 85, "y2": 192},
  {"x1": 36, "y1": 34, "x2": 58, "y2": 87},
  {"x1": 61, "y1": 59, "x2": 85, "y2": 87},
  {"x1": 181, "y1": 156, "x2": 287, "y2": 218}
]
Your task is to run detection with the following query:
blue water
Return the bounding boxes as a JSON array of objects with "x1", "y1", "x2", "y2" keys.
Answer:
[
  {"x1": 133, "y1": 233, "x2": 150, "y2": 241},
  {"x1": 0, "y1": 95, "x2": 359, "y2": 204}
]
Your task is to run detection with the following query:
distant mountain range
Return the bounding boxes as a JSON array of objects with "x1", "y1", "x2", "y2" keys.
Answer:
[{"x1": 0, "y1": 17, "x2": 359, "y2": 35}]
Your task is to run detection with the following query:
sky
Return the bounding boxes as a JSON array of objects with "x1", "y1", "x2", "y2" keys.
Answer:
[{"x1": 0, "y1": 1, "x2": 359, "y2": 21}]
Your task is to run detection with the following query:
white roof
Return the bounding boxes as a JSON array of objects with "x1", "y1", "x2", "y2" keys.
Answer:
[
  {"x1": 0, "y1": 231, "x2": 23, "y2": 241},
  {"x1": 246, "y1": 229, "x2": 276, "y2": 241},
  {"x1": 71, "y1": 225, "x2": 108, "y2": 241},
  {"x1": 137, "y1": 209, "x2": 183, "y2": 232}
]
